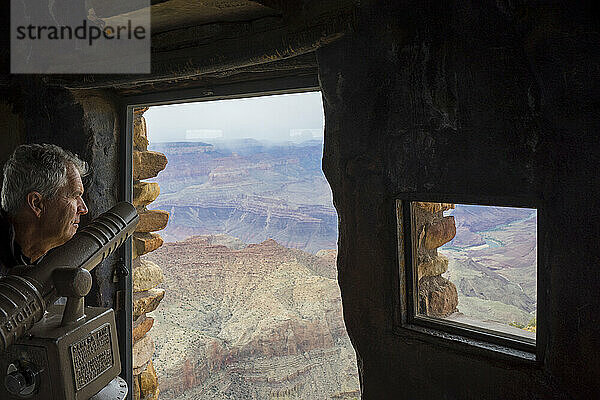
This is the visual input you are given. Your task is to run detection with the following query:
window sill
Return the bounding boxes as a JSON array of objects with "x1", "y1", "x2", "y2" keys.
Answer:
[{"x1": 393, "y1": 322, "x2": 537, "y2": 363}]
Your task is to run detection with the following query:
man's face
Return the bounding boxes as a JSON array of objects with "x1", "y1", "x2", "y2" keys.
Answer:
[{"x1": 40, "y1": 163, "x2": 88, "y2": 248}]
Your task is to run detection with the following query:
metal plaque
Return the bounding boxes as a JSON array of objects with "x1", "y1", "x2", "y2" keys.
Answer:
[{"x1": 70, "y1": 323, "x2": 114, "y2": 391}]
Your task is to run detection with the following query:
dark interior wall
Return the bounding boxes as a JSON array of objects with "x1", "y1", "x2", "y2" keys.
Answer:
[
  {"x1": 0, "y1": 101, "x2": 24, "y2": 170},
  {"x1": 0, "y1": 79, "x2": 121, "y2": 307},
  {"x1": 69, "y1": 89, "x2": 122, "y2": 307},
  {"x1": 317, "y1": 1, "x2": 599, "y2": 399}
]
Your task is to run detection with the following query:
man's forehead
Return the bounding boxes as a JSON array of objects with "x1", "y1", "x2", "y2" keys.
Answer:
[{"x1": 65, "y1": 163, "x2": 84, "y2": 192}]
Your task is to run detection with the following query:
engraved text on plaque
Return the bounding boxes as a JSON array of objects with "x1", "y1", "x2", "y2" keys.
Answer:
[{"x1": 70, "y1": 323, "x2": 113, "y2": 391}]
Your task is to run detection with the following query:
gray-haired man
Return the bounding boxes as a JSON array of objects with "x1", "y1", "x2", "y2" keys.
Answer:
[{"x1": 0, "y1": 144, "x2": 89, "y2": 275}]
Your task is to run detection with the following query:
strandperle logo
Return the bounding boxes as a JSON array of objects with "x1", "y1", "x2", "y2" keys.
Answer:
[
  {"x1": 11, "y1": 0, "x2": 150, "y2": 74},
  {"x1": 15, "y1": 19, "x2": 147, "y2": 46}
]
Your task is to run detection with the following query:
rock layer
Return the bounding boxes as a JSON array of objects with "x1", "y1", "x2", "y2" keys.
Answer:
[
  {"x1": 417, "y1": 254, "x2": 449, "y2": 280},
  {"x1": 147, "y1": 140, "x2": 338, "y2": 253},
  {"x1": 413, "y1": 202, "x2": 458, "y2": 319},
  {"x1": 139, "y1": 360, "x2": 160, "y2": 400},
  {"x1": 131, "y1": 108, "x2": 168, "y2": 400},
  {"x1": 133, "y1": 182, "x2": 160, "y2": 207},
  {"x1": 133, "y1": 334, "x2": 155, "y2": 375},
  {"x1": 414, "y1": 202, "x2": 455, "y2": 214},
  {"x1": 133, "y1": 316, "x2": 155, "y2": 344},
  {"x1": 133, "y1": 114, "x2": 149, "y2": 152},
  {"x1": 424, "y1": 216, "x2": 456, "y2": 249}
]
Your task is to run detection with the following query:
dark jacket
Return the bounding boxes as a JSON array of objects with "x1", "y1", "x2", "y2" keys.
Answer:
[{"x1": 0, "y1": 210, "x2": 32, "y2": 276}]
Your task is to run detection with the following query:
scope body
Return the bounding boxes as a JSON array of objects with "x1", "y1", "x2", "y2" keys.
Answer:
[{"x1": 0, "y1": 202, "x2": 138, "y2": 400}]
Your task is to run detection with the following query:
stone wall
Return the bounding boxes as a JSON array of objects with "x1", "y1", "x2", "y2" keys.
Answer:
[
  {"x1": 0, "y1": 101, "x2": 24, "y2": 169},
  {"x1": 316, "y1": 1, "x2": 600, "y2": 398},
  {"x1": 131, "y1": 107, "x2": 169, "y2": 400}
]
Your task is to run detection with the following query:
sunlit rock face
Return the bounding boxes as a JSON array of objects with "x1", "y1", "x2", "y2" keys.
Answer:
[
  {"x1": 423, "y1": 216, "x2": 456, "y2": 249},
  {"x1": 144, "y1": 235, "x2": 360, "y2": 400}
]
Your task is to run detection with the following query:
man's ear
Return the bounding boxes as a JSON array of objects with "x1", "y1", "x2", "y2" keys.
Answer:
[{"x1": 25, "y1": 192, "x2": 44, "y2": 218}]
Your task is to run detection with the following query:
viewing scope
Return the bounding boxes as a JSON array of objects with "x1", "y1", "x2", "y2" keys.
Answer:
[{"x1": 0, "y1": 201, "x2": 138, "y2": 400}]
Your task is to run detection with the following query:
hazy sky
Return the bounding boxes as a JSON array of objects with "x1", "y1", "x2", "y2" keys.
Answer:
[{"x1": 144, "y1": 91, "x2": 324, "y2": 143}]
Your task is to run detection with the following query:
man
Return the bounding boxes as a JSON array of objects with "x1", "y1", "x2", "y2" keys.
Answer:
[{"x1": 0, "y1": 143, "x2": 89, "y2": 276}]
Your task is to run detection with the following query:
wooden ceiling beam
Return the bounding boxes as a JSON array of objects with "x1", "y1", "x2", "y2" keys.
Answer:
[{"x1": 40, "y1": 3, "x2": 355, "y2": 90}]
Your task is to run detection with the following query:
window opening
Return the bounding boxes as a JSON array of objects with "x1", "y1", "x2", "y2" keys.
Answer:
[
  {"x1": 407, "y1": 201, "x2": 537, "y2": 347},
  {"x1": 132, "y1": 92, "x2": 360, "y2": 399}
]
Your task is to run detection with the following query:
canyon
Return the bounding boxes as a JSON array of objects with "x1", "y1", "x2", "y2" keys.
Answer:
[
  {"x1": 143, "y1": 235, "x2": 360, "y2": 400},
  {"x1": 147, "y1": 140, "x2": 337, "y2": 254},
  {"x1": 439, "y1": 205, "x2": 537, "y2": 327}
]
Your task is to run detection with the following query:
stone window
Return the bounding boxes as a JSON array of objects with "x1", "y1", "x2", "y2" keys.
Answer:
[
  {"x1": 130, "y1": 93, "x2": 361, "y2": 399},
  {"x1": 398, "y1": 200, "x2": 537, "y2": 353}
]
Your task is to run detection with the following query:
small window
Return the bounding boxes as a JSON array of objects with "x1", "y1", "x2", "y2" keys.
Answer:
[{"x1": 399, "y1": 200, "x2": 537, "y2": 352}]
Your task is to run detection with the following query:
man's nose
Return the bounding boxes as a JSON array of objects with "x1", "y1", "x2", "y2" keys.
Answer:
[{"x1": 78, "y1": 198, "x2": 88, "y2": 215}]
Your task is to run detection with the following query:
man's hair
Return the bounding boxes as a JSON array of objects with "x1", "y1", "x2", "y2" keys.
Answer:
[{"x1": 1, "y1": 144, "x2": 89, "y2": 216}]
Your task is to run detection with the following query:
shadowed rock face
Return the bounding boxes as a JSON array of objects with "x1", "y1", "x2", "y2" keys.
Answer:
[
  {"x1": 315, "y1": 1, "x2": 600, "y2": 394},
  {"x1": 144, "y1": 235, "x2": 360, "y2": 399},
  {"x1": 417, "y1": 254, "x2": 448, "y2": 281}
]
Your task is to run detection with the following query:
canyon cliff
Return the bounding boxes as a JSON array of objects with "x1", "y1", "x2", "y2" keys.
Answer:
[{"x1": 147, "y1": 140, "x2": 337, "y2": 254}]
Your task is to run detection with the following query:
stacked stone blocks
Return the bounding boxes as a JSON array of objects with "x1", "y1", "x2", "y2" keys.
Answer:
[
  {"x1": 413, "y1": 202, "x2": 459, "y2": 317},
  {"x1": 131, "y1": 107, "x2": 169, "y2": 400}
]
